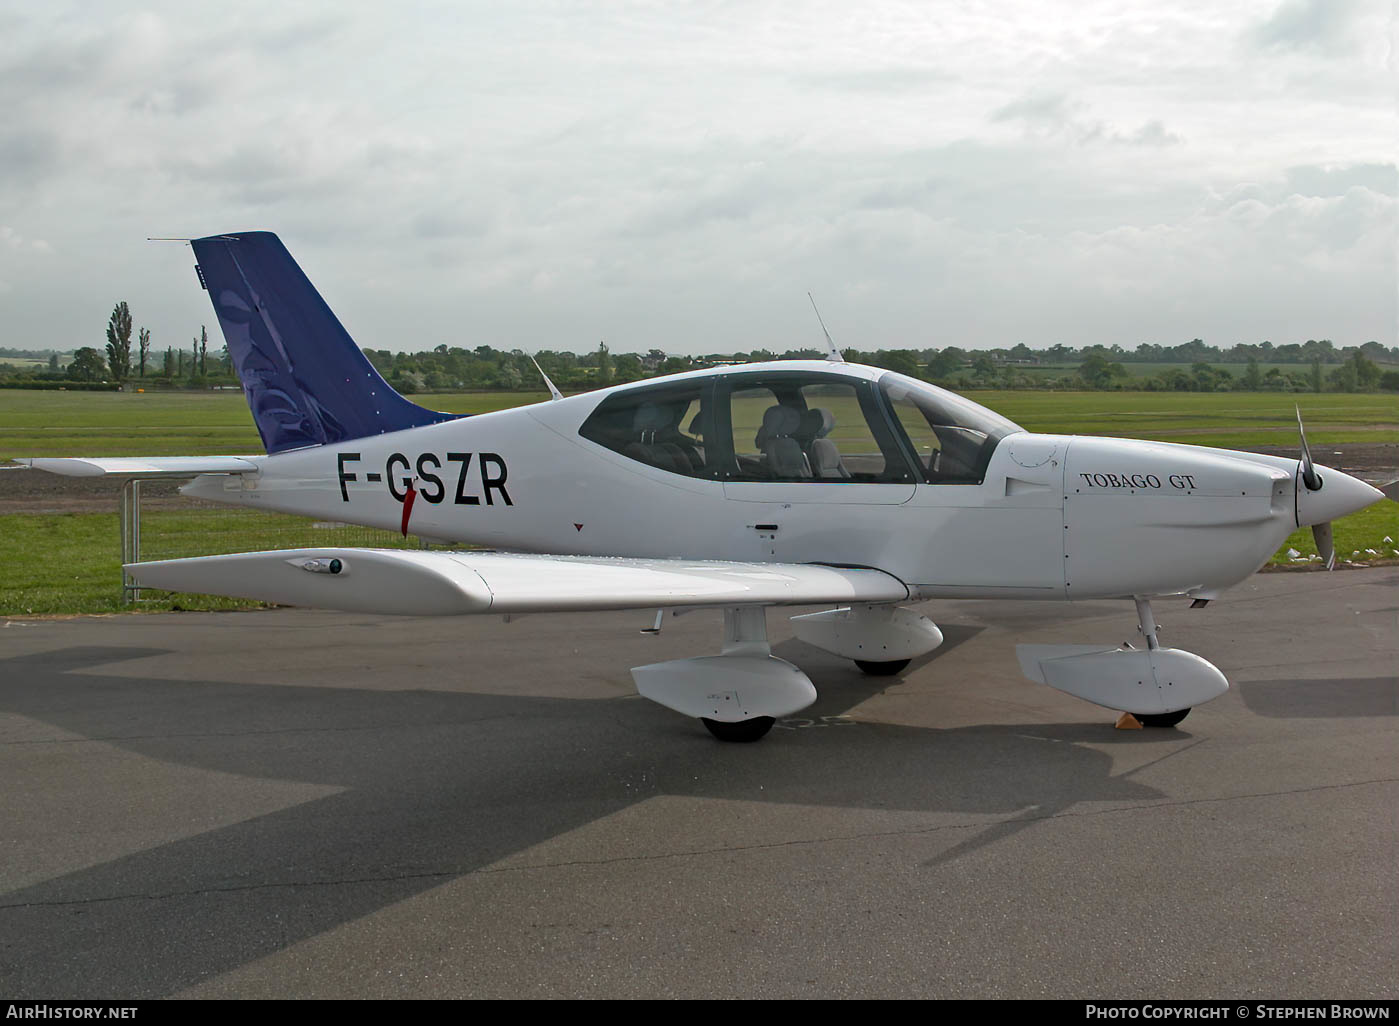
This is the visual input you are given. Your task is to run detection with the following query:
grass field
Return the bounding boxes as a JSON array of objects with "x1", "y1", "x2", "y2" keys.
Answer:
[
  {"x1": 0, "y1": 510, "x2": 419, "y2": 616},
  {"x1": 1, "y1": 387, "x2": 1395, "y2": 615},
  {"x1": 2, "y1": 388, "x2": 1394, "y2": 460},
  {"x1": 977, "y1": 391, "x2": 1399, "y2": 449},
  {"x1": 0, "y1": 389, "x2": 551, "y2": 459}
]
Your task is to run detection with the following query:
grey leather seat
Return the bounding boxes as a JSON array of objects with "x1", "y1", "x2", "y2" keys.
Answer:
[
  {"x1": 755, "y1": 405, "x2": 810, "y2": 479},
  {"x1": 803, "y1": 408, "x2": 850, "y2": 479}
]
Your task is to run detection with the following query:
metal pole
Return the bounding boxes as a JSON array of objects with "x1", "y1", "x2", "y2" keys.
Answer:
[
  {"x1": 120, "y1": 479, "x2": 143, "y2": 603},
  {"x1": 120, "y1": 479, "x2": 132, "y2": 603}
]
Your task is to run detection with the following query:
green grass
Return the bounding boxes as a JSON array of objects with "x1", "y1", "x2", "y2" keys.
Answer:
[
  {"x1": 1268, "y1": 502, "x2": 1399, "y2": 567},
  {"x1": 973, "y1": 391, "x2": 1399, "y2": 449},
  {"x1": 1, "y1": 388, "x2": 1395, "y2": 616},
  {"x1": 0, "y1": 390, "x2": 552, "y2": 460},
  {"x1": 0, "y1": 509, "x2": 420, "y2": 616},
  {"x1": 4, "y1": 387, "x2": 1394, "y2": 460}
]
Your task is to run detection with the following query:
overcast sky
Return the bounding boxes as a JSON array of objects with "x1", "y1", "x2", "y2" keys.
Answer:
[{"x1": 1, "y1": 0, "x2": 1394, "y2": 357}]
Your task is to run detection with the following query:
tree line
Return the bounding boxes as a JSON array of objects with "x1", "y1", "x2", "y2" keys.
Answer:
[
  {"x1": 1, "y1": 302, "x2": 1395, "y2": 394},
  {"x1": 9, "y1": 304, "x2": 238, "y2": 388},
  {"x1": 361, "y1": 340, "x2": 1398, "y2": 395}
]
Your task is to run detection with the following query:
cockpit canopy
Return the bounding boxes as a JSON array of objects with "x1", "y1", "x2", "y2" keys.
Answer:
[
  {"x1": 578, "y1": 367, "x2": 1023, "y2": 486},
  {"x1": 878, "y1": 372, "x2": 1023, "y2": 484}
]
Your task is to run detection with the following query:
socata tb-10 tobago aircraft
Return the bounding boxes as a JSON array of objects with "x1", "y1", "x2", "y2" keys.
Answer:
[{"x1": 23, "y1": 232, "x2": 1392, "y2": 742}]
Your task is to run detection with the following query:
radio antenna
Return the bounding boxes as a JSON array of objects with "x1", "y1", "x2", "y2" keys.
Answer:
[
  {"x1": 525, "y1": 352, "x2": 563, "y2": 401},
  {"x1": 807, "y1": 292, "x2": 844, "y2": 363}
]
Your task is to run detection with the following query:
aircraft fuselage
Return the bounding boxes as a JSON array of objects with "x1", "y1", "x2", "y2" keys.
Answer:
[{"x1": 184, "y1": 362, "x2": 1323, "y2": 603}]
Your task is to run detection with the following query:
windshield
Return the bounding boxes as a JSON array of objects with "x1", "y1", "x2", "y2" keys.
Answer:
[{"x1": 878, "y1": 372, "x2": 1023, "y2": 485}]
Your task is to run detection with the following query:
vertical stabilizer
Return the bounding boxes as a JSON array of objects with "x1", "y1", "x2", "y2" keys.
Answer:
[{"x1": 191, "y1": 232, "x2": 457, "y2": 455}]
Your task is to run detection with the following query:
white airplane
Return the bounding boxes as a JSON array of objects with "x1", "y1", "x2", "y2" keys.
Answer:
[{"x1": 22, "y1": 232, "x2": 1392, "y2": 741}]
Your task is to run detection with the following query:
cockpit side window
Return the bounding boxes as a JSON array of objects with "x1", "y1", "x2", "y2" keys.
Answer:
[
  {"x1": 578, "y1": 380, "x2": 717, "y2": 479},
  {"x1": 879, "y1": 372, "x2": 1022, "y2": 485},
  {"x1": 721, "y1": 373, "x2": 915, "y2": 483}
]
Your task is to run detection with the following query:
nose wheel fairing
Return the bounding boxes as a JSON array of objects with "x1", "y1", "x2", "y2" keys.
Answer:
[
  {"x1": 1017, "y1": 596, "x2": 1228, "y2": 716},
  {"x1": 1016, "y1": 643, "x2": 1228, "y2": 716}
]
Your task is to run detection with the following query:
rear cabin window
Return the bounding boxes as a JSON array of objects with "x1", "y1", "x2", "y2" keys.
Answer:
[{"x1": 577, "y1": 381, "x2": 717, "y2": 479}]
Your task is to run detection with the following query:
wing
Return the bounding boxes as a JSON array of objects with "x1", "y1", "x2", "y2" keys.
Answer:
[
  {"x1": 125, "y1": 548, "x2": 909, "y2": 616},
  {"x1": 18, "y1": 456, "x2": 259, "y2": 477}
]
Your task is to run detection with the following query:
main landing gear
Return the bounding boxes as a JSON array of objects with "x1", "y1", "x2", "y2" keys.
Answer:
[
  {"x1": 631, "y1": 604, "x2": 945, "y2": 742},
  {"x1": 630, "y1": 607, "x2": 817, "y2": 743}
]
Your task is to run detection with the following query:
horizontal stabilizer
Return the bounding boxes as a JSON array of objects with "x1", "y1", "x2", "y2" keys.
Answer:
[
  {"x1": 18, "y1": 456, "x2": 259, "y2": 478},
  {"x1": 125, "y1": 548, "x2": 909, "y2": 617}
]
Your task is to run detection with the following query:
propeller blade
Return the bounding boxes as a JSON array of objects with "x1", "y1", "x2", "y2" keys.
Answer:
[
  {"x1": 1312, "y1": 521, "x2": 1336, "y2": 571},
  {"x1": 1296, "y1": 406, "x2": 1322, "y2": 491}
]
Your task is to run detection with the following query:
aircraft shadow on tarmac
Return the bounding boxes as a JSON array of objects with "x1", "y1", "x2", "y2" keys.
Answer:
[
  {"x1": 0, "y1": 634, "x2": 1175, "y2": 998},
  {"x1": 1234, "y1": 676, "x2": 1398, "y2": 718}
]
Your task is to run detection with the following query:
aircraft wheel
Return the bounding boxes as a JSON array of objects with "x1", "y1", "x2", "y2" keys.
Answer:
[
  {"x1": 854, "y1": 658, "x2": 911, "y2": 676},
  {"x1": 702, "y1": 716, "x2": 776, "y2": 743},
  {"x1": 1137, "y1": 708, "x2": 1191, "y2": 728}
]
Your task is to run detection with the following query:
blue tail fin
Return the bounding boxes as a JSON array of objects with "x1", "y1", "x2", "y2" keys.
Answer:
[{"x1": 191, "y1": 231, "x2": 457, "y2": 455}]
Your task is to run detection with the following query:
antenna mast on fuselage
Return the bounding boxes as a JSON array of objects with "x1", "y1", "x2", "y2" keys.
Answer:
[{"x1": 807, "y1": 292, "x2": 844, "y2": 363}]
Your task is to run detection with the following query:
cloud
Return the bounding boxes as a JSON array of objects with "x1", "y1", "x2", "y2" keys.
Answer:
[
  {"x1": 1250, "y1": 0, "x2": 1365, "y2": 54},
  {"x1": 990, "y1": 92, "x2": 1180, "y2": 147},
  {"x1": 0, "y1": 129, "x2": 64, "y2": 184},
  {"x1": 1284, "y1": 163, "x2": 1398, "y2": 198},
  {"x1": 0, "y1": 226, "x2": 52, "y2": 253},
  {"x1": 798, "y1": 67, "x2": 953, "y2": 93},
  {"x1": 0, "y1": 2, "x2": 1391, "y2": 355},
  {"x1": 990, "y1": 92, "x2": 1086, "y2": 134},
  {"x1": 1124, "y1": 120, "x2": 1182, "y2": 147}
]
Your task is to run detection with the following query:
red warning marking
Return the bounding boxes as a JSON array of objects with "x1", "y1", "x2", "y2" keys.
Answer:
[
  {"x1": 574, "y1": 523, "x2": 584, "y2": 532},
  {"x1": 401, "y1": 479, "x2": 418, "y2": 537}
]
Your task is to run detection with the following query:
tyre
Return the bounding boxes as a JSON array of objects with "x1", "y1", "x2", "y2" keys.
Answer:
[
  {"x1": 1137, "y1": 708, "x2": 1191, "y2": 728},
  {"x1": 854, "y1": 658, "x2": 911, "y2": 676},
  {"x1": 701, "y1": 716, "x2": 776, "y2": 742}
]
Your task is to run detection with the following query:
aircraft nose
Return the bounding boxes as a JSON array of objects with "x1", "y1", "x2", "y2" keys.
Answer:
[{"x1": 1295, "y1": 464, "x2": 1385, "y2": 527}]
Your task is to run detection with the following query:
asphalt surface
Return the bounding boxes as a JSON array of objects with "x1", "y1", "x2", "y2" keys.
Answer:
[{"x1": 1, "y1": 570, "x2": 1395, "y2": 999}]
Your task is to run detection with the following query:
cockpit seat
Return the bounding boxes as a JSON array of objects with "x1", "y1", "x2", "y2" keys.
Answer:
[
  {"x1": 626, "y1": 402, "x2": 693, "y2": 474},
  {"x1": 755, "y1": 405, "x2": 810, "y2": 479},
  {"x1": 802, "y1": 408, "x2": 851, "y2": 479}
]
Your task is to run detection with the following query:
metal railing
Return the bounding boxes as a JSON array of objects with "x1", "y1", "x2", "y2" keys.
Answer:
[{"x1": 118, "y1": 478, "x2": 427, "y2": 603}]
